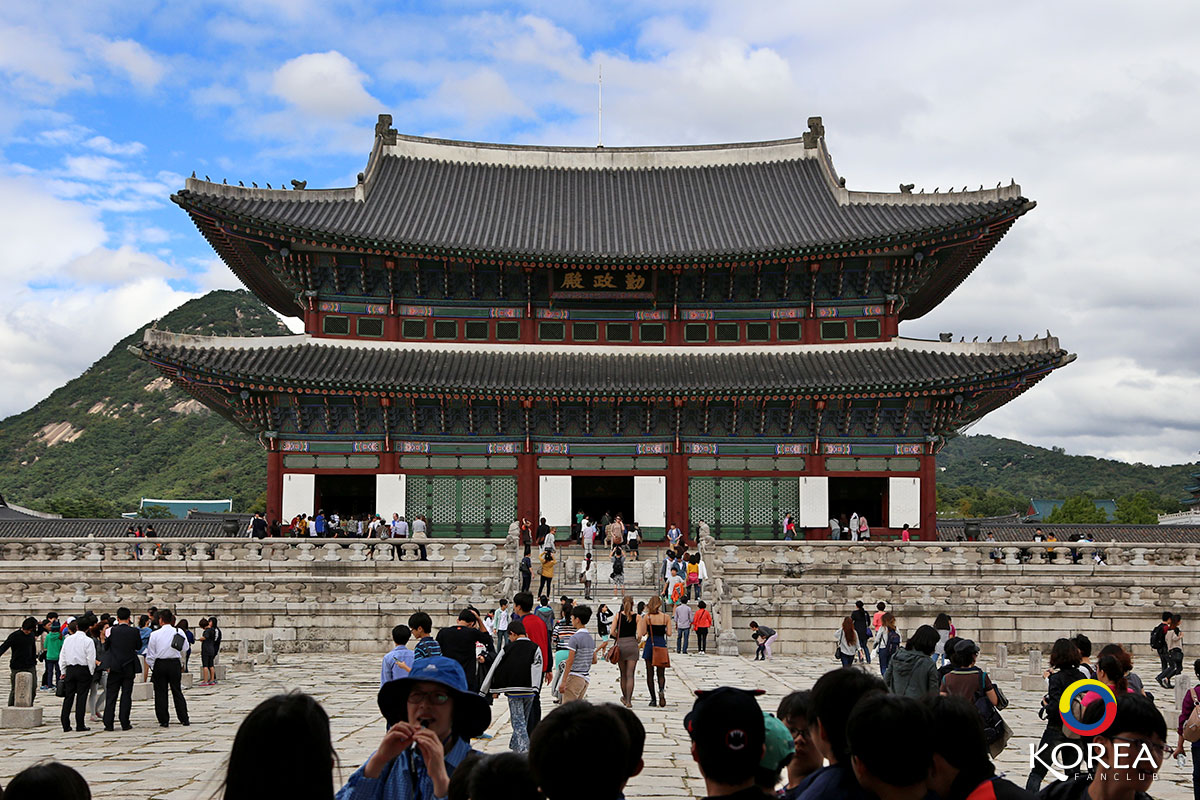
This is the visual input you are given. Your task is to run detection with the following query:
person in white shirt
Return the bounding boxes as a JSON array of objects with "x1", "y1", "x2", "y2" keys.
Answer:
[
  {"x1": 144, "y1": 609, "x2": 190, "y2": 727},
  {"x1": 391, "y1": 514, "x2": 409, "y2": 538},
  {"x1": 581, "y1": 520, "x2": 596, "y2": 557},
  {"x1": 494, "y1": 599, "x2": 511, "y2": 653},
  {"x1": 58, "y1": 619, "x2": 96, "y2": 732},
  {"x1": 542, "y1": 527, "x2": 556, "y2": 555}
]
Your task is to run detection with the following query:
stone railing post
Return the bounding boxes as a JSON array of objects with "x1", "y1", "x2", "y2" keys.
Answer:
[{"x1": 426, "y1": 543, "x2": 446, "y2": 562}]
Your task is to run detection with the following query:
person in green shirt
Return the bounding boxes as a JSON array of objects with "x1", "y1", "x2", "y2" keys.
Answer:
[{"x1": 41, "y1": 618, "x2": 64, "y2": 690}]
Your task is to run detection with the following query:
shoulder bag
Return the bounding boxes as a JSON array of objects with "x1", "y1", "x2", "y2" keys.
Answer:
[
  {"x1": 1184, "y1": 689, "x2": 1200, "y2": 742},
  {"x1": 652, "y1": 645, "x2": 670, "y2": 668}
]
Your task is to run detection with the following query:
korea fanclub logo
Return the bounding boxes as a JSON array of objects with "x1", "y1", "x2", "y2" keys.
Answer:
[{"x1": 1029, "y1": 679, "x2": 1142, "y2": 782}]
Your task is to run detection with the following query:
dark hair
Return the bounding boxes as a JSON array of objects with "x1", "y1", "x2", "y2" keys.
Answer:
[
  {"x1": 749, "y1": 621, "x2": 759, "y2": 628},
  {"x1": 138, "y1": 614, "x2": 151, "y2": 627},
  {"x1": 697, "y1": 600, "x2": 706, "y2": 610},
  {"x1": 513, "y1": 592, "x2": 534, "y2": 613},
  {"x1": 116, "y1": 607, "x2": 131, "y2": 621},
  {"x1": 408, "y1": 611, "x2": 433, "y2": 634},
  {"x1": 1163, "y1": 611, "x2": 1173, "y2": 622},
  {"x1": 921, "y1": 695, "x2": 992, "y2": 779},
  {"x1": 1049, "y1": 638, "x2": 1082, "y2": 669},
  {"x1": 1096, "y1": 644, "x2": 1132, "y2": 674},
  {"x1": 178, "y1": 619, "x2": 189, "y2": 631},
  {"x1": 1105, "y1": 693, "x2": 1166, "y2": 742},
  {"x1": 855, "y1": 600, "x2": 865, "y2": 609},
  {"x1": 222, "y1": 693, "x2": 335, "y2": 800},
  {"x1": 199, "y1": 618, "x2": 209, "y2": 628},
  {"x1": 447, "y1": 753, "x2": 484, "y2": 800},
  {"x1": 392, "y1": 625, "x2": 411, "y2": 646},
  {"x1": 948, "y1": 642, "x2": 977, "y2": 669},
  {"x1": 21, "y1": 616, "x2": 38, "y2": 631},
  {"x1": 1194, "y1": 659, "x2": 1200, "y2": 680},
  {"x1": 847, "y1": 694, "x2": 932, "y2": 787},
  {"x1": 605, "y1": 702, "x2": 646, "y2": 782},
  {"x1": 209, "y1": 617, "x2": 219, "y2": 626},
  {"x1": 1070, "y1": 633, "x2": 1092, "y2": 658},
  {"x1": 458, "y1": 609, "x2": 478, "y2": 624},
  {"x1": 933, "y1": 613, "x2": 952, "y2": 630},
  {"x1": 808, "y1": 668, "x2": 886, "y2": 763},
  {"x1": 508, "y1": 619, "x2": 526, "y2": 636},
  {"x1": 1172, "y1": 614, "x2": 1182, "y2": 627},
  {"x1": 876, "y1": 602, "x2": 886, "y2": 611},
  {"x1": 777, "y1": 690, "x2": 811, "y2": 723},
  {"x1": 158, "y1": 609, "x2": 175, "y2": 626},
  {"x1": 906, "y1": 625, "x2": 940, "y2": 656},
  {"x1": 4, "y1": 762, "x2": 91, "y2": 799},
  {"x1": 880, "y1": 612, "x2": 896, "y2": 631},
  {"x1": 467, "y1": 753, "x2": 543, "y2": 800},
  {"x1": 530, "y1": 702, "x2": 629, "y2": 800},
  {"x1": 1096, "y1": 655, "x2": 1128, "y2": 694},
  {"x1": 572, "y1": 604, "x2": 592, "y2": 625}
]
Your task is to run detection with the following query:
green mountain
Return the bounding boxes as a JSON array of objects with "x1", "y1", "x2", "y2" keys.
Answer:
[
  {"x1": 936, "y1": 434, "x2": 1197, "y2": 518},
  {"x1": 0, "y1": 289, "x2": 289, "y2": 517}
]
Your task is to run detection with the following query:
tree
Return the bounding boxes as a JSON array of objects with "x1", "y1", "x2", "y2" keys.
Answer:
[
  {"x1": 248, "y1": 491, "x2": 267, "y2": 514},
  {"x1": 1115, "y1": 493, "x2": 1158, "y2": 524},
  {"x1": 43, "y1": 492, "x2": 120, "y2": 519},
  {"x1": 1045, "y1": 495, "x2": 1108, "y2": 524},
  {"x1": 139, "y1": 504, "x2": 175, "y2": 519}
]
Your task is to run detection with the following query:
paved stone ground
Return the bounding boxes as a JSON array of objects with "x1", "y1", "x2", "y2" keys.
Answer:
[{"x1": 0, "y1": 651, "x2": 1193, "y2": 799}]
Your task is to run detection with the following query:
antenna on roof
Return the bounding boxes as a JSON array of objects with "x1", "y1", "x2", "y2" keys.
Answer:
[{"x1": 597, "y1": 63, "x2": 603, "y2": 148}]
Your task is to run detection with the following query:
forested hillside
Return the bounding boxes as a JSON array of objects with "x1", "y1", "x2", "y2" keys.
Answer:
[{"x1": 0, "y1": 290, "x2": 288, "y2": 516}]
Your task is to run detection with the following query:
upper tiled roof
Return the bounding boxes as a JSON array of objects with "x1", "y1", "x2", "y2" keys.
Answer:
[
  {"x1": 175, "y1": 119, "x2": 1031, "y2": 264},
  {"x1": 136, "y1": 331, "x2": 1073, "y2": 399}
]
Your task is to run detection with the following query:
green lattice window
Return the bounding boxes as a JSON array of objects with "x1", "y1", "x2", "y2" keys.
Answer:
[
  {"x1": 690, "y1": 476, "x2": 796, "y2": 539},
  {"x1": 404, "y1": 474, "x2": 516, "y2": 537}
]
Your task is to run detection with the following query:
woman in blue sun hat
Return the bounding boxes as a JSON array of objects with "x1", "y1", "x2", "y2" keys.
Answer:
[{"x1": 337, "y1": 655, "x2": 491, "y2": 800}]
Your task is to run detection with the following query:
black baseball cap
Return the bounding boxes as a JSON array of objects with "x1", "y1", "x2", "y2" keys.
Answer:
[{"x1": 684, "y1": 687, "x2": 766, "y2": 771}]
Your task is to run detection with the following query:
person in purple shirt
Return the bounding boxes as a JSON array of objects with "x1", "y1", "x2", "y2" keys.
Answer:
[{"x1": 380, "y1": 625, "x2": 413, "y2": 686}]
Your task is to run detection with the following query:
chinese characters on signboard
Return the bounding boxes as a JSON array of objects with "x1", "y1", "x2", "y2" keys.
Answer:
[{"x1": 554, "y1": 270, "x2": 650, "y2": 295}]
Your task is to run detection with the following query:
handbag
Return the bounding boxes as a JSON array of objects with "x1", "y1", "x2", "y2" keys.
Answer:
[
  {"x1": 1184, "y1": 689, "x2": 1200, "y2": 742},
  {"x1": 993, "y1": 680, "x2": 1010, "y2": 712},
  {"x1": 56, "y1": 680, "x2": 66, "y2": 698},
  {"x1": 607, "y1": 644, "x2": 621, "y2": 665},
  {"x1": 170, "y1": 632, "x2": 186, "y2": 651},
  {"x1": 652, "y1": 645, "x2": 670, "y2": 668}
]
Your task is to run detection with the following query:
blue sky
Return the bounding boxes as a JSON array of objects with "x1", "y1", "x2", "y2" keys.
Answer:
[{"x1": 1, "y1": 1, "x2": 1198, "y2": 466}]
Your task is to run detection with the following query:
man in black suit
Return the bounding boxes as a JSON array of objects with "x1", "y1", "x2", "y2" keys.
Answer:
[{"x1": 102, "y1": 606, "x2": 142, "y2": 731}]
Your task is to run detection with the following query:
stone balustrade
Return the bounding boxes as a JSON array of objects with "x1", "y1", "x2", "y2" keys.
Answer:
[{"x1": 0, "y1": 536, "x2": 1188, "y2": 659}]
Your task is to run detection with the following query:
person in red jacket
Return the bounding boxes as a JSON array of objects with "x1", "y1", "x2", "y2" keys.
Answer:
[{"x1": 692, "y1": 601, "x2": 713, "y2": 654}]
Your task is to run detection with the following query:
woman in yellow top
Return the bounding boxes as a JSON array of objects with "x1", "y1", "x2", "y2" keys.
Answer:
[{"x1": 538, "y1": 551, "x2": 555, "y2": 597}]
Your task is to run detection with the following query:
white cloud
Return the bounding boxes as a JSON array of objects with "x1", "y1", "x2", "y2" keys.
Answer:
[
  {"x1": 429, "y1": 67, "x2": 534, "y2": 125},
  {"x1": 62, "y1": 154, "x2": 123, "y2": 181},
  {"x1": 270, "y1": 51, "x2": 377, "y2": 119},
  {"x1": 83, "y1": 135, "x2": 145, "y2": 156},
  {"x1": 0, "y1": 172, "x2": 107, "y2": 277},
  {"x1": 100, "y1": 39, "x2": 166, "y2": 89},
  {"x1": 63, "y1": 245, "x2": 181, "y2": 286}
]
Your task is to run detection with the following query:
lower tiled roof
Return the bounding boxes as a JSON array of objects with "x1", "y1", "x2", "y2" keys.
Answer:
[
  {"x1": 937, "y1": 522, "x2": 1200, "y2": 544},
  {"x1": 136, "y1": 333, "x2": 1074, "y2": 399},
  {"x1": 0, "y1": 518, "x2": 235, "y2": 539}
]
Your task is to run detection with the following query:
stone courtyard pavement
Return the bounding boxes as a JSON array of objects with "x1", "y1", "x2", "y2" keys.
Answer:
[{"x1": 0, "y1": 652, "x2": 1193, "y2": 799}]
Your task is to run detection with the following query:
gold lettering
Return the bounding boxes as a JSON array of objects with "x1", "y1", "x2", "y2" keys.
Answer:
[
  {"x1": 593, "y1": 273, "x2": 616, "y2": 289},
  {"x1": 561, "y1": 272, "x2": 584, "y2": 289},
  {"x1": 624, "y1": 272, "x2": 646, "y2": 290}
]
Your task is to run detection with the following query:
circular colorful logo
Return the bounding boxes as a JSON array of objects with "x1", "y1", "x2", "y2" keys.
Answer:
[{"x1": 1060, "y1": 679, "x2": 1118, "y2": 737}]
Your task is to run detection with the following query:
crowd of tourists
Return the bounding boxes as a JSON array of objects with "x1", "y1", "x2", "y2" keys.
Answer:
[
  {"x1": 0, "y1": 605, "x2": 222, "y2": 733},
  {"x1": 2, "y1": 591, "x2": 1192, "y2": 800}
]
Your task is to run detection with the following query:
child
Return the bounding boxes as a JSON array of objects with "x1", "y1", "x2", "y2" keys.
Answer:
[
  {"x1": 753, "y1": 632, "x2": 767, "y2": 661},
  {"x1": 407, "y1": 611, "x2": 441, "y2": 661},
  {"x1": 381, "y1": 624, "x2": 413, "y2": 684}
]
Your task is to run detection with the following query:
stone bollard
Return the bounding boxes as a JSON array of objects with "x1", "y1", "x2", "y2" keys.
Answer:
[
  {"x1": 1021, "y1": 650, "x2": 1046, "y2": 691},
  {"x1": 214, "y1": 664, "x2": 229, "y2": 682},
  {"x1": 259, "y1": 632, "x2": 277, "y2": 665},
  {"x1": 989, "y1": 644, "x2": 1016, "y2": 682},
  {"x1": 180, "y1": 672, "x2": 194, "y2": 689},
  {"x1": 717, "y1": 627, "x2": 740, "y2": 657},
  {"x1": 1, "y1": 672, "x2": 43, "y2": 728},
  {"x1": 133, "y1": 682, "x2": 154, "y2": 701},
  {"x1": 1176, "y1": 679, "x2": 1189, "y2": 714},
  {"x1": 232, "y1": 639, "x2": 254, "y2": 673}
]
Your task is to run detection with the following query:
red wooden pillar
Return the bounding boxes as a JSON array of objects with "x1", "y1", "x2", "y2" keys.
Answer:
[
  {"x1": 668, "y1": 451, "x2": 689, "y2": 542},
  {"x1": 384, "y1": 315, "x2": 400, "y2": 341},
  {"x1": 267, "y1": 450, "x2": 283, "y2": 523},
  {"x1": 381, "y1": 450, "x2": 399, "y2": 475},
  {"x1": 517, "y1": 452, "x2": 537, "y2": 526},
  {"x1": 919, "y1": 454, "x2": 938, "y2": 540}
]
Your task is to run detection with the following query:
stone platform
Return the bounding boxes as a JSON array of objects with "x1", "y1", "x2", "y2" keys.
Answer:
[{"x1": 0, "y1": 653, "x2": 1193, "y2": 800}]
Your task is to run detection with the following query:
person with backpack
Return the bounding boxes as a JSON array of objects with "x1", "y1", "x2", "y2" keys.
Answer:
[
  {"x1": 609, "y1": 544, "x2": 625, "y2": 597},
  {"x1": 663, "y1": 566, "x2": 685, "y2": 613},
  {"x1": 883, "y1": 618, "x2": 936, "y2": 695},
  {"x1": 850, "y1": 602, "x2": 873, "y2": 665},
  {"x1": 1158, "y1": 613, "x2": 1185, "y2": 689},
  {"x1": 1171, "y1": 658, "x2": 1200, "y2": 797},
  {"x1": 1152, "y1": 611, "x2": 1172, "y2": 675},
  {"x1": 873, "y1": 612, "x2": 902, "y2": 678},
  {"x1": 940, "y1": 640, "x2": 1010, "y2": 758},
  {"x1": 1025, "y1": 638, "x2": 1086, "y2": 793},
  {"x1": 518, "y1": 554, "x2": 532, "y2": 594}
]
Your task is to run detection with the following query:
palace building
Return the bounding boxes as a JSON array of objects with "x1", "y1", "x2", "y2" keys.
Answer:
[{"x1": 136, "y1": 115, "x2": 1073, "y2": 540}]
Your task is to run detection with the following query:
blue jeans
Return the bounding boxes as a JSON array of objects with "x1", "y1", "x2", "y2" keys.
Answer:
[
  {"x1": 838, "y1": 652, "x2": 854, "y2": 668},
  {"x1": 878, "y1": 648, "x2": 892, "y2": 677},
  {"x1": 677, "y1": 628, "x2": 690, "y2": 653},
  {"x1": 508, "y1": 694, "x2": 534, "y2": 752},
  {"x1": 856, "y1": 633, "x2": 872, "y2": 663}
]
